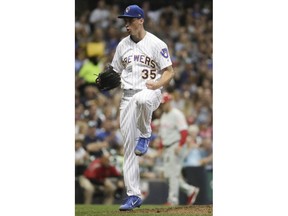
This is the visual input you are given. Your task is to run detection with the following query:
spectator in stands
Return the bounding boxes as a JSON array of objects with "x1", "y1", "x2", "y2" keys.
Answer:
[
  {"x1": 181, "y1": 124, "x2": 212, "y2": 168},
  {"x1": 89, "y1": 0, "x2": 110, "y2": 30},
  {"x1": 84, "y1": 120, "x2": 108, "y2": 159},
  {"x1": 105, "y1": 26, "x2": 120, "y2": 54},
  {"x1": 78, "y1": 54, "x2": 101, "y2": 84},
  {"x1": 79, "y1": 153, "x2": 124, "y2": 204},
  {"x1": 75, "y1": 11, "x2": 91, "y2": 41},
  {"x1": 75, "y1": 139, "x2": 89, "y2": 166},
  {"x1": 75, "y1": 47, "x2": 86, "y2": 73},
  {"x1": 96, "y1": 119, "x2": 121, "y2": 150},
  {"x1": 182, "y1": 135, "x2": 204, "y2": 167},
  {"x1": 107, "y1": 5, "x2": 124, "y2": 29},
  {"x1": 75, "y1": 13, "x2": 90, "y2": 49},
  {"x1": 75, "y1": 138, "x2": 89, "y2": 178},
  {"x1": 199, "y1": 137, "x2": 213, "y2": 168}
]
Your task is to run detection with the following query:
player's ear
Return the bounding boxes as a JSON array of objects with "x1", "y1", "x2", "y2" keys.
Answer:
[{"x1": 139, "y1": 18, "x2": 144, "y2": 24}]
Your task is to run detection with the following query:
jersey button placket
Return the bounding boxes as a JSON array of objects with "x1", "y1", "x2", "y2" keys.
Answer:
[{"x1": 132, "y1": 43, "x2": 137, "y2": 89}]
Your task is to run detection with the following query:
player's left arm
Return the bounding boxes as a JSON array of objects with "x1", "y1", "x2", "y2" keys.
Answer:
[
  {"x1": 175, "y1": 129, "x2": 188, "y2": 155},
  {"x1": 179, "y1": 130, "x2": 188, "y2": 147},
  {"x1": 146, "y1": 65, "x2": 174, "y2": 90},
  {"x1": 175, "y1": 111, "x2": 188, "y2": 155}
]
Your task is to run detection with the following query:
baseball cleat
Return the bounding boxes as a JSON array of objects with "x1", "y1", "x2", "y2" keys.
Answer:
[
  {"x1": 187, "y1": 187, "x2": 200, "y2": 205},
  {"x1": 119, "y1": 195, "x2": 142, "y2": 211},
  {"x1": 134, "y1": 137, "x2": 151, "y2": 156}
]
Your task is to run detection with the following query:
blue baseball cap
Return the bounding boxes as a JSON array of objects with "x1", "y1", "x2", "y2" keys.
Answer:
[{"x1": 118, "y1": 5, "x2": 144, "y2": 19}]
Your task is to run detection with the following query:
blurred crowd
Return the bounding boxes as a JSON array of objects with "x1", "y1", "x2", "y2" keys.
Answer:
[{"x1": 75, "y1": 0, "x2": 212, "y2": 204}]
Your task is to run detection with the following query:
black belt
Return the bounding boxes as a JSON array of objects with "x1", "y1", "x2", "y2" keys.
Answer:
[
  {"x1": 123, "y1": 89, "x2": 142, "y2": 97},
  {"x1": 163, "y1": 141, "x2": 178, "y2": 149}
]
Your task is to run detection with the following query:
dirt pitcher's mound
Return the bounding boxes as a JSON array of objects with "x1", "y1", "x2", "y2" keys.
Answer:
[{"x1": 123, "y1": 205, "x2": 213, "y2": 215}]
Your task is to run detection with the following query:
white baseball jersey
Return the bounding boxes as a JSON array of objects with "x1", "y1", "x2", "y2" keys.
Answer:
[
  {"x1": 111, "y1": 31, "x2": 172, "y2": 90},
  {"x1": 160, "y1": 108, "x2": 188, "y2": 146},
  {"x1": 110, "y1": 31, "x2": 172, "y2": 198}
]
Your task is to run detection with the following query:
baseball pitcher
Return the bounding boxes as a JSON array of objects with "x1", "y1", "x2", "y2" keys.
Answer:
[{"x1": 95, "y1": 5, "x2": 175, "y2": 211}]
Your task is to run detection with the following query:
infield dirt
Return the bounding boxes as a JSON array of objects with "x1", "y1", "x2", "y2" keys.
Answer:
[{"x1": 118, "y1": 205, "x2": 212, "y2": 215}]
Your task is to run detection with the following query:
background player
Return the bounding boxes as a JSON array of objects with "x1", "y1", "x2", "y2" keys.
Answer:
[
  {"x1": 110, "y1": 5, "x2": 175, "y2": 211},
  {"x1": 159, "y1": 92, "x2": 199, "y2": 206}
]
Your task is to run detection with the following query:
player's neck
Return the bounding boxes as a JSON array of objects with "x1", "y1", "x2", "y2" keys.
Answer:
[{"x1": 130, "y1": 29, "x2": 146, "y2": 43}]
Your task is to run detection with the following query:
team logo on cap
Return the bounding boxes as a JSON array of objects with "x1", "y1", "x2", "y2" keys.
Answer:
[
  {"x1": 125, "y1": 7, "x2": 130, "y2": 13},
  {"x1": 160, "y1": 48, "x2": 169, "y2": 58}
]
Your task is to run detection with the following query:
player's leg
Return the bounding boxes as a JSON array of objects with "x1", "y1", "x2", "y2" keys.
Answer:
[
  {"x1": 179, "y1": 176, "x2": 200, "y2": 205},
  {"x1": 134, "y1": 89, "x2": 161, "y2": 137},
  {"x1": 133, "y1": 89, "x2": 161, "y2": 156},
  {"x1": 119, "y1": 97, "x2": 142, "y2": 198},
  {"x1": 119, "y1": 97, "x2": 143, "y2": 210},
  {"x1": 163, "y1": 144, "x2": 180, "y2": 205}
]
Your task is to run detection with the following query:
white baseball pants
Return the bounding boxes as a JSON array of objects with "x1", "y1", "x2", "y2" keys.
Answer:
[{"x1": 119, "y1": 89, "x2": 161, "y2": 197}]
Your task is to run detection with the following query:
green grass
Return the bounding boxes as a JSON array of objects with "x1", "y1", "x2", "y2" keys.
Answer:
[
  {"x1": 75, "y1": 204, "x2": 212, "y2": 216},
  {"x1": 75, "y1": 205, "x2": 165, "y2": 216}
]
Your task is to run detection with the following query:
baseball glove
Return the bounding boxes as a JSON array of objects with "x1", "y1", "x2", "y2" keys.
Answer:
[{"x1": 95, "y1": 65, "x2": 121, "y2": 91}]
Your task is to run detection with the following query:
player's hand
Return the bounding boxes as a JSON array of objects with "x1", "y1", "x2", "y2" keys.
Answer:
[{"x1": 146, "y1": 80, "x2": 160, "y2": 90}]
